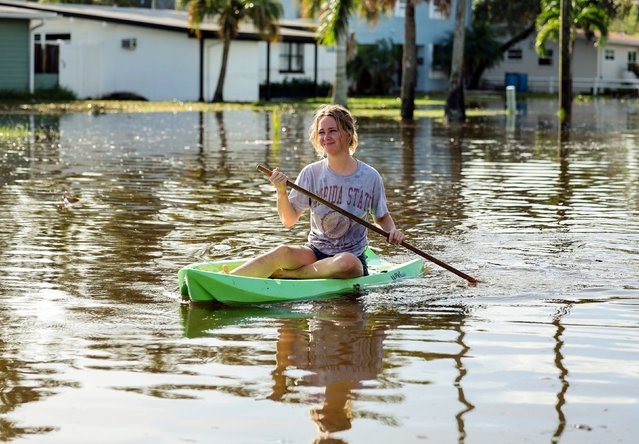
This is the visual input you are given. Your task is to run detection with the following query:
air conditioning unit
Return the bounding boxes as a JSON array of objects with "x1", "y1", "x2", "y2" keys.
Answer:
[{"x1": 121, "y1": 38, "x2": 137, "y2": 50}]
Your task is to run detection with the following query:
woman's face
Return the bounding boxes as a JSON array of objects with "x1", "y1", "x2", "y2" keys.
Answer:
[{"x1": 317, "y1": 116, "x2": 349, "y2": 156}]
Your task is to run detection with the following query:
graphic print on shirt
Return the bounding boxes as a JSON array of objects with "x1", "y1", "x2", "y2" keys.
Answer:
[
  {"x1": 320, "y1": 211, "x2": 352, "y2": 239},
  {"x1": 288, "y1": 160, "x2": 389, "y2": 256}
]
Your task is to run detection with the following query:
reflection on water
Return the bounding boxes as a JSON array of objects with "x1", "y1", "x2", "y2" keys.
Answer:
[
  {"x1": 0, "y1": 99, "x2": 638, "y2": 442},
  {"x1": 181, "y1": 298, "x2": 474, "y2": 443}
]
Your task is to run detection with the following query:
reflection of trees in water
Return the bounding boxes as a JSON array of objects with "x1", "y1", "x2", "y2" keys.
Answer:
[
  {"x1": 551, "y1": 303, "x2": 571, "y2": 442},
  {"x1": 556, "y1": 129, "x2": 572, "y2": 226},
  {"x1": 382, "y1": 305, "x2": 473, "y2": 443},
  {"x1": 400, "y1": 120, "x2": 415, "y2": 186},
  {"x1": 455, "y1": 327, "x2": 474, "y2": 442},
  {"x1": 0, "y1": 339, "x2": 74, "y2": 440},
  {"x1": 395, "y1": 120, "x2": 469, "y2": 238},
  {"x1": 213, "y1": 111, "x2": 229, "y2": 174}
]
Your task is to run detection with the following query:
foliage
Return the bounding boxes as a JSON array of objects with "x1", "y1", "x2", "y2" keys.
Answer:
[
  {"x1": 347, "y1": 39, "x2": 402, "y2": 95},
  {"x1": 536, "y1": 0, "x2": 611, "y2": 56},
  {"x1": 182, "y1": 0, "x2": 282, "y2": 40},
  {"x1": 473, "y1": 0, "x2": 541, "y2": 34},
  {"x1": 436, "y1": 22, "x2": 503, "y2": 79},
  {"x1": 609, "y1": 0, "x2": 639, "y2": 34},
  {"x1": 259, "y1": 78, "x2": 331, "y2": 99},
  {"x1": 300, "y1": 0, "x2": 395, "y2": 46},
  {"x1": 181, "y1": 0, "x2": 282, "y2": 102},
  {"x1": 0, "y1": 85, "x2": 76, "y2": 102},
  {"x1": 39, "y1": 0, "x2": 154, "y2": 5},
  {"x1": 101, "y1": 91, "x2": 148, "y2": 100},
  {"x1": 299, "y1": 0, "x2": 397, "y2": 106}
]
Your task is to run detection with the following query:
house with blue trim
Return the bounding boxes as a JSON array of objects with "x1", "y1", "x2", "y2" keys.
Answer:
[
  {"x1": 0, "y1": 4, "x2": 55, "y2": 93},
  {"x1": 279, "y1": 0, "x2": 472, "y2": 93}
]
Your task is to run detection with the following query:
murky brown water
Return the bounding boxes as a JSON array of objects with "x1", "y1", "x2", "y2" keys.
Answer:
[{"x1": 1, "y1": 100, "x2": 638, "y2": 443}]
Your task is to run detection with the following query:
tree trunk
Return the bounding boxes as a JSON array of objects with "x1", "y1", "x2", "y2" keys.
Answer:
[
  {"x1": 559, "y1": 0, "x2": 572, "y2": 129},
  {"x1": 401, "y1": 1, "x2": 417, "y2": 120},
  {"x1": 213, "y1": 38, "x2": 231, "y2": 103},
  {"x1": 332, "y1": 33, "x2": 348, "y2": 107},
  {"x1": 445, "y1": 0, "x2": 467, "y2": 123}
]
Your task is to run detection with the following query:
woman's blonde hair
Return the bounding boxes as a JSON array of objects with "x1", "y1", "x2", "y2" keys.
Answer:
[{"x1": 308, "y1": 104, "x2": 359, "y2": 156}]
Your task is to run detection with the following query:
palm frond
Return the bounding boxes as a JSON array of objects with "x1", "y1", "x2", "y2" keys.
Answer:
[
  {"x1": 536, "y1": 17, "x2": 560, "y2": 55},
  {"x1": 246, "y1": 0, "x2": 283, "y2": 41}
]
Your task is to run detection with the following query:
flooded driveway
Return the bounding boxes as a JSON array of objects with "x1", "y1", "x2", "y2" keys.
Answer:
[{"x1": 0, "y1": 99, "x2": 637, "y2": 442}]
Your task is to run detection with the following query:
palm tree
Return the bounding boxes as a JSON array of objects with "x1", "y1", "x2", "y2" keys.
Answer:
[
  {"x1": 182, "y1": 0, "x2": 283, "y2": 102},
  {"x1": 445, "y1": 0, "x2": 468, "y2": 123},
  {"x1": 401, "y1": 1, "x2": 418, "y2": 119},
  {"x1": 300, "y1": 0, "x2": 397, "y2": 107},
  {"x1": 396, "y1": 0, "x2": 458, "y2": 121},
  {"x1": 300, "y1": 0, "x2": 352, "y2": 106},
  {"x1": 536, "y1": 0, "x2": 610, "y2": 124}
]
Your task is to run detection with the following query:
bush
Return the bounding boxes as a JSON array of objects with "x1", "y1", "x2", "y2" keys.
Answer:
[
  {"x1": 0, "y1": 85, "x2": 76, "y2": 101},
  {"x1": 348, "y1": 39, "x2": 402, "y2": 95},
  {"x1": 260, "y1": 78, "x2": 331, "y2": 99},
  {"x1": 100, "y1": 91, "x2": 148, "y2": 101}
]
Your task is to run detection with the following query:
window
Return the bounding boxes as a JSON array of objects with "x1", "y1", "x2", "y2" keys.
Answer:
[
  {"x1": 394, "y1": 0, "x2": 406, "y2": 17},
  {"x1": 34, "y1": 34, "x2": 70, "y2": 74},
  {"x1": 430, "y1": 0, "x2": 451, "y2": 19},
  {"x1": 539, "y1": 49, "x2": 553, "y2": 66},
  {"x1": 507, "y1": 48, "x2": 523, "y2": 60},
  {"x1": 430, "y1": 43, "x2": 447, "y2": 78},
  {"x1": 605, "y1": 49, "x2": 615, "y2": 60},
  {"x1": 628, "y1": 51, "x2": 637, "y2": 71},
  {"x1": 279, "y1": 43, "x2": 304, "y2": 73}
]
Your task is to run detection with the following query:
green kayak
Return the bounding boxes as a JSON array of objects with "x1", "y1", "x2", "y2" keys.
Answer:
[{"x1": 178, "y1": 248, "x2": 426, "y2": 305}]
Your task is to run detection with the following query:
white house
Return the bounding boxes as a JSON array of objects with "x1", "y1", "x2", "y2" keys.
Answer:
[
  {"x1": 481, "y1": 31, "x2": 639, "y2": 94},
  {"x1": 0, "y1": 0, "x2": 335, "y2": 102}
]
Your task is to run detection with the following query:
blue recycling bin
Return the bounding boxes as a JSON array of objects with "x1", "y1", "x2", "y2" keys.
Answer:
[
  {"x1": 518, "y1": 73, "x2": 528, "y2": 92},
  {"x1": 505, "y1": 72, "x2": 518, "y2": 89},
  {"x1": 505, "y1": 73, "x2": 528, "y2": 92}
]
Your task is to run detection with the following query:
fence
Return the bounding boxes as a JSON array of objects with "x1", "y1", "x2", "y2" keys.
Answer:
[{"x1": 481, "y1": 75, "x2": 639, "y2": 95}]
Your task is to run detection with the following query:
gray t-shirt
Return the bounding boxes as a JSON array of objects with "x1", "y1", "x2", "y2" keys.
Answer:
[{"x1": 289, "y1": 159, "x2": 389, "y2": 256}]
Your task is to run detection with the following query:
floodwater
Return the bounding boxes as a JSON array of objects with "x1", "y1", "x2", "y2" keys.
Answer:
[{"x1": 0, "y1": 99, "x2": 637, "y2": 443}]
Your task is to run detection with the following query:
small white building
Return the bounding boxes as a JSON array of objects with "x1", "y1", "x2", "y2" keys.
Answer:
[
  {"x1": 0, "y1": 0, "x2": 334, "y2": 102},
  {"x1": 482, "y1": 31, "x2": 639, "y2": 94}
]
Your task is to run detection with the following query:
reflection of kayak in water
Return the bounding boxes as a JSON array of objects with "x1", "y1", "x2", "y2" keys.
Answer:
[
  {"x1": 178, "y1": 248, "x2": 426, "y2": 305},
  {"x1": 179, "y1": 304, "x2": 310, "y2": 338}
]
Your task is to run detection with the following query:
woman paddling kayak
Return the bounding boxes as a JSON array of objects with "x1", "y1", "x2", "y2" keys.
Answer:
[{"x1": 228, "y1": 104, "x2": 405, "y2": 279}]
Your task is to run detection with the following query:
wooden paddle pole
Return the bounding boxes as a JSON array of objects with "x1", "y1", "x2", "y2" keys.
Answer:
[{"x1": 256, "y1": 165, "x2": 479, "y2": 285}]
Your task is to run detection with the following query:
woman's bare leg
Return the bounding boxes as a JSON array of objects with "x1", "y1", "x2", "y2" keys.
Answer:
[
  {"x1": 228, "y1": 245, "x2": 317, "y2": 278},
  {"x1": 271, "y1": 252, "x2": 363, "y2": 279}
]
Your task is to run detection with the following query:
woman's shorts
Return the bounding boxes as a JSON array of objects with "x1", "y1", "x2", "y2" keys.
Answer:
[{"x1": 305, "y1": 243, "x2": 369, "y2": 276}]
